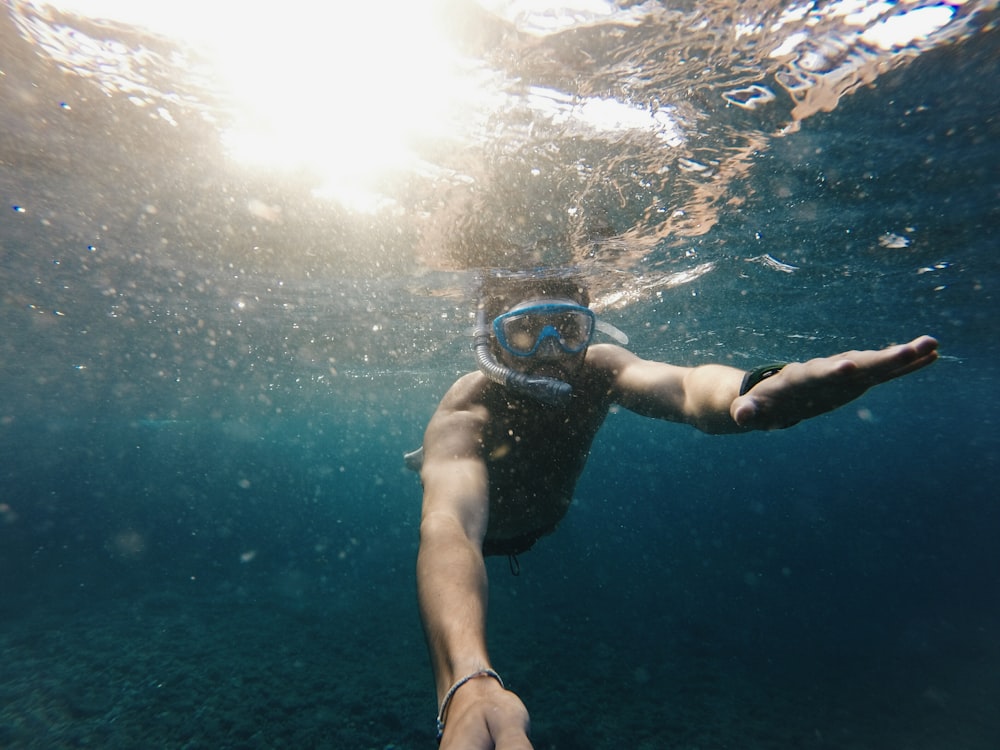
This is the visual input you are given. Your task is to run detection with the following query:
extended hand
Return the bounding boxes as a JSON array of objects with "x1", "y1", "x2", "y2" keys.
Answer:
[
  {"x1": 730, "y1": 335, "x2": 938, "y2": 430},
  {"x1": 439, "y1": 678, "x2": 532, "y2": 750}
]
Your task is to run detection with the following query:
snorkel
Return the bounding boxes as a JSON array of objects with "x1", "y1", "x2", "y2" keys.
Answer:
[
  {"x1": 474, "y1": 305, "x2": 574, "y2": 407},
  {"x1": 473, "y1": 269, "x2": 629, "y2": 407}
]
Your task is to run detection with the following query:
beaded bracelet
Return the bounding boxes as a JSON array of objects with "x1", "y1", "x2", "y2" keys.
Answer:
[{"x1": 436, "y1": 668, "x2": 505, "y2": 742}]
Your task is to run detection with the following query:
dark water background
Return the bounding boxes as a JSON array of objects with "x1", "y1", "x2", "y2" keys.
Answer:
[{"x1": 2, "y1": 1, "x2": 999, "y2": 748}]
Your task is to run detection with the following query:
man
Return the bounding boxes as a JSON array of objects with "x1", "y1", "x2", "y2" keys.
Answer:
[{"x1": 414, "y1": 271, "x2": 938, "y2": 749}]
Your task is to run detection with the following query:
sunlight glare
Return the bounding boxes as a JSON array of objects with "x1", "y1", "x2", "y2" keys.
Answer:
[
  {"x1": 38, "y1": 0, "x2": 488, "y2": 213},
  {"x1": 210, "y1": 2, "x2": 477, "y2": 212}
]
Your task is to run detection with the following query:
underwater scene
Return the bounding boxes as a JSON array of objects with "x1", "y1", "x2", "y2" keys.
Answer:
[{"x1": 1, "y1": 0, "x2": 998, "y2": 747}]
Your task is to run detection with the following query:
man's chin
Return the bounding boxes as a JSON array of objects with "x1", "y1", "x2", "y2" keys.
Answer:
[{"x1": 522, "y1": 363, "x2": 573, "y2": 381}]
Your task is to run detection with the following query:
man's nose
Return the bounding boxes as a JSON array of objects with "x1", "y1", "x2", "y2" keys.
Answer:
[{"x1": 534, "y1": 334, "x2": 563, "y2": 358}]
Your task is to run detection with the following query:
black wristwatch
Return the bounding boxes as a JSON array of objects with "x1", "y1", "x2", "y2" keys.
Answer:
[{"x1": 739, "y1": 363, "x2": 787, "y2": 396}]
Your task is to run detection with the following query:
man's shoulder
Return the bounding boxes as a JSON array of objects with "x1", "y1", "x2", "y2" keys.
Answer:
[
  {"x1": 424, "y1": 374, "x2": 492, "y2": 455},
  {"x1": 580, "y1": 343, "x2": 640, "y2": 383},
  {"x1": 433, "y1": 372, "x2": 492, "y2": 419},
  {"x1": 578, "y1": 344, "x2": 669, "y2": 405},
  {"x1": 443, "y1": 371, "x2": 489, "y2": 401}
]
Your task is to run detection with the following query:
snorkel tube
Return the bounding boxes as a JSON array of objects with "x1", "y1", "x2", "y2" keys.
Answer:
[{"x1": 474, "y1": 306, "x2": 573, "y2": 407}]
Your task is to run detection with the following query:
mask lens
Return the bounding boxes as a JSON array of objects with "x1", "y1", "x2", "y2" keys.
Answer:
[
  {"x1": 503, "y1": 317, "x2": 543, "y2": 353},
  {"x1": 551, "y1": 311, "x2": 588, "y2": 350},
  {"x1": 495, "y1": 304, "x2": 595, "y2": 356}
]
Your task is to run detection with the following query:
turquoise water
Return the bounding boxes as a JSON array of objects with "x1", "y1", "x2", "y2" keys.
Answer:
[{"x1": 2, "y1": 2, "x2": 998, "y2": 747}]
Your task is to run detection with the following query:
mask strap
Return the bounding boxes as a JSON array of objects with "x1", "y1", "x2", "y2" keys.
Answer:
[{"x1": 595, "y1": 319, "x2": 629, "y2": 345}]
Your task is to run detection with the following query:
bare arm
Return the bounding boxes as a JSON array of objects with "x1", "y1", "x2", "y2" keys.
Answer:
[
  {"x1": 592, "y1": 335, "x2": 939, "y2": 433},
  {"x1": 417, "y1": 383, "x2": 532, "y2": 749},
  {"x1": 591, "y1": 345, "x2": 747, "y2": 433}
]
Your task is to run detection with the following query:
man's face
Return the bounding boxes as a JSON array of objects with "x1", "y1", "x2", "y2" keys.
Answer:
[{"x1": 493, "y1": 296, "x2": 594, "y2": 380}]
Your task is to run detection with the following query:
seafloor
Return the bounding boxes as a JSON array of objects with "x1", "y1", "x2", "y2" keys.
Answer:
[{"x1": 3, "y1": 578, "x2": 998, "y2": 749}]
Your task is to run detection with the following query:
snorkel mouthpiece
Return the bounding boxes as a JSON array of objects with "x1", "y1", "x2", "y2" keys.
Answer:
[
  {"x1": 510, "y1": 373, "x2": 573, "y2": 406},
  {"x1": 474, "y1": 307, "x2": 573, "y2": 407}
]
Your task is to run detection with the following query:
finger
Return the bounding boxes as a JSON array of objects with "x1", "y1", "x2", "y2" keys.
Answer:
[
  {"x1": 881, "y1": 350, "x2": 939, "y2": 381},
  {"x1": 871, "y1": 338, "x2": 939, "y2": 382},
  {"x1": 885, "y1": 336, "x2": 939, "y2": 366},
  {"x1": 842, "y1": 336, "x2": 937, "y2": 385},
  {"x1": 911, "y1": 335, "x2": 940, "y2": 355}
]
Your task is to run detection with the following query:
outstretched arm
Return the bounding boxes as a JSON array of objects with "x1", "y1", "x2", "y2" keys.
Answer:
[
  {"x1": 417, "y1": 391, "x2": 533, "y2": 749},
  {"x1": 597, "y1": 335, "x2": 938, "y2": 433}
]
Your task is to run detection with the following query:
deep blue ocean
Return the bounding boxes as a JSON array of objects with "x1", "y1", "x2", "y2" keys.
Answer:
[{"x1": 2, "y1": 1, "x2": 998, "y2": 748}]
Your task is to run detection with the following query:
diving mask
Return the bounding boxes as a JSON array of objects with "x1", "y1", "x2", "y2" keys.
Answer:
[{"x1": 493, "y1": 302, "x2": 596, "y2": 357}]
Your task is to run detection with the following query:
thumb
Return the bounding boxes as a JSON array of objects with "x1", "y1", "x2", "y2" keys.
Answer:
[{"x1": 731, "y1": 395, "x2": 758, "y2": 427}]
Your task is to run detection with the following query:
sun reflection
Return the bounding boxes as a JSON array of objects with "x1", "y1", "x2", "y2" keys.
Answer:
[
  {"x1": 21, "y1": 0, "x2": 990, "y2": 226},
  {"x1": 206, "y1": 2, "x2": 480, "y2": 212},
  {"x1": 33, "y1": 0, "x2": 491, "y2": 212}
]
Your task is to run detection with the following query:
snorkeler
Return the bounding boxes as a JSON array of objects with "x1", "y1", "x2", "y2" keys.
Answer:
[{"x1": 414, "y1": 270, "x2": 938, "y2": 749}]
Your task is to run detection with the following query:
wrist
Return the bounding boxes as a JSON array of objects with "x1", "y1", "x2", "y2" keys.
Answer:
[
  {"x1": 436, "y1": 668, "x2": 505, "y2": 740},
  {"x1": 739, "y1": 362, "x2": 787, "y2": 396}
]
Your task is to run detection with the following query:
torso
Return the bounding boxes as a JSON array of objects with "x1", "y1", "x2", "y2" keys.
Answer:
[{"x1": 476, "y1": 365, "x2": 614, "y2": 553}]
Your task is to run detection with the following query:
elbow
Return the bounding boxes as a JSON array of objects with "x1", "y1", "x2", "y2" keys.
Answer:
[
  {"x1": 419, "y1": 509, "x2": 484, "y2": 551},
  {"x1": 417, "y1": 511, "x2": 487, "y2": 589},
  {"x1": 419, "y1": 510, "x2": 459, "y2": 545}
]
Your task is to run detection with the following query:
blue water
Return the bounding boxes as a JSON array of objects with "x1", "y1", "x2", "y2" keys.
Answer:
[{"x1": 2, "y1": 1, "x2": 999, "y2": 748}]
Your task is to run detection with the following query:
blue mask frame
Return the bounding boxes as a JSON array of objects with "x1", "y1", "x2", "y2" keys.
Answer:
[{"x1": 493, "y1": 302, "x2": 596, "y2": 357}]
